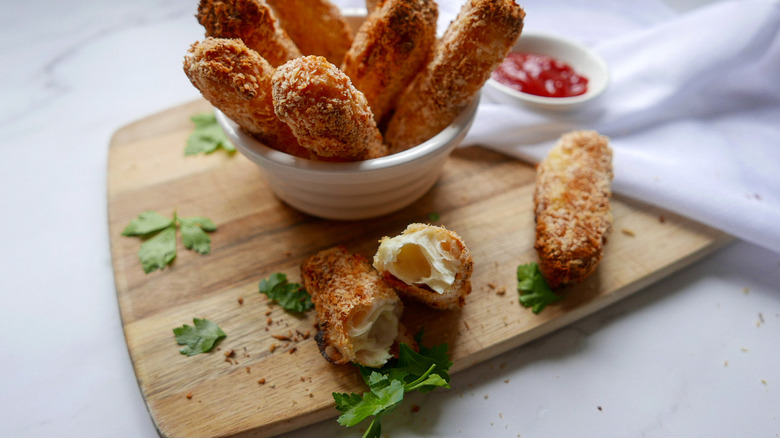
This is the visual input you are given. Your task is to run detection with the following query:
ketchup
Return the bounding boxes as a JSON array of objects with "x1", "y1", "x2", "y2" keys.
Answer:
[{"x1": 492, "y1": 52, "x2": 588, "y2": 98}]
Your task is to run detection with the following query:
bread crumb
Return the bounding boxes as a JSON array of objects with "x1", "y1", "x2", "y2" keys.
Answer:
[
  {"x1": 246, "y1": 366, "x2": 251, "y2": 373},
  {"x1": 621, "y1": 228, "x2": 635, "y2": 237},
  {"x1": 238, "y1": 297, "x2": 244, "y2": 305},
  {"x1": 258, "y1": 378, "x2": 266, "y2": 384},
  {"x1": 186, "y1": 392, "x2": 193, "y2": 399},
  {"x1": 658, "y1": 215, "x2": 666, "y2": 223}
]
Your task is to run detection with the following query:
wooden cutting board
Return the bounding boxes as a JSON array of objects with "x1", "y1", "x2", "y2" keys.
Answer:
[{"x1": 108, "y1": 99, "x2": 730, "y2": 438}]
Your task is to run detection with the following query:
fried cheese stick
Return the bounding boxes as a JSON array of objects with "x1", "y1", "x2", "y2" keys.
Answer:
[
  {"x1": 341, "y1": 0, "x2": 438, "y2": 125},
  {"x1": 302, "y1": 246, "x2": 406, "y2": 368},
  {"x1": 384, "y1": 0, "x2": 525, "y2": 153},
  {"x1": 196, "y1": 0, "x2": 301, "y2": 67},
  {"x1": 374, "y1": 223, "x2": 473, "y2": 309},
  {"x1": 534, "y1": 130, "x2": 614, "y2": 288},
  {"x1": 272, "y1": 56, "x2": 388, "y2": 161},
  {"x1": 183, "y1": 38, "x2": 310, "y2": 158},
  {"x1": 265, "y1": 0, "x2": 354, "y2": 65},
  {"x1": 366, "y1": 0, "x2": 383, "y2": 12}
]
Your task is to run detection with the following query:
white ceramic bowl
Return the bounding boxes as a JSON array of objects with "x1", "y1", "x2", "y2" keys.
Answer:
[
  {"x1": 216, "y1": 95, "x2": 479, "y2": 220},
  {"x1": 483, "y1": 32, "x2": 609, "y2": 111}
]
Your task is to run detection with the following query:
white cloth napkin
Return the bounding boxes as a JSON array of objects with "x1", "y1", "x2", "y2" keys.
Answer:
[{"x1": 462, "y1": 0, "x2": 780, "y2": 254}]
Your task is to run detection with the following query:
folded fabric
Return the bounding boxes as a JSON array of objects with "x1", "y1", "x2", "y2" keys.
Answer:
[{"x1": 463, "y1": 0, "x2": 780, "y2": 254}]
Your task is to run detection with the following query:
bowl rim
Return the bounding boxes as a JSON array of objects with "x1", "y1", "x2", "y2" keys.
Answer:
[
  {"x1": 485, "y1": 31, "x2": 609, "y2": 107},
  {"x1": 216, "y1": 91, "x2": 480, "y2": 176}
]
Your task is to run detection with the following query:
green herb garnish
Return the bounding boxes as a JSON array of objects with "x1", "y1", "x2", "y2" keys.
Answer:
[
  {"x1": 121, "y1": 210, "x2": 217, "y2": 273},
  {"x1": 185, "y1": 112, "x2": 235, "y2": 155},
  {"x1": 173, "y1": 318, "x2": 226, "y2": 356},
  {"x1": 428, "y1": 212, "x2": 441, "y2": 222},
  {"x1": 517, "y1": 262, "x2": 560, "y2": 314},
  {"x1": 333, "y1": 333, "x2": 452, "y2": 437},
  {"x1": 258, "y1": 273, "x2": 314, "y2": 313}
]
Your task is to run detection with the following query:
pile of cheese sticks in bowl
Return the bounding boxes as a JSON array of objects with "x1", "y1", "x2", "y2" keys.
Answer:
[{"x1": 181, "y1": 0, "x2": 525, "y2": 219}]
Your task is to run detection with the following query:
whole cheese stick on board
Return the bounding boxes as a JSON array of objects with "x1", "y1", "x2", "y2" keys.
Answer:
[
  {"x1": 183, "y1": 38, "x2": 310, "y2": 158},
  {"x1": 265, "y1": 0, "x2": 354, "y2": 65},
  {"x1": 272, "y1": 56, "x2": 388, "y2": 161},
  {"x1": 384, "y1": 0, "x2": 525, "y2": 153},
  {"x1": 196, "y1": 0, "x2": 301, "y2": 67},
  {"x1": 374, "y1": 223, "x2": 473, "y2": 310},
  {"x1": 302, "y1": 246, "x2": 407, "y2": 368},
  {"x1": 341, "y1": 0, "x2": 438, "y2": 125},
  {"x1": 534, "y1": 130, "x2": 614, "y2": 288}
]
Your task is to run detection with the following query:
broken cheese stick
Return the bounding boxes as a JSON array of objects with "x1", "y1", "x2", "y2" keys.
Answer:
[
  {"x1": 534, "y1": 130, "x2": 614, "y2": 288},
  {"x1": 183, "y1": 38, "x2": 309, "y2": 158},
  {"x1": 196, "y1": 0, "x2": 301, "y2": 67},
  {"x1": 374, "y1": 223, "x2": 473, "y2": 309},
  {"x1": 302, "y1": 246, "x2": 407, "y2": 368},
  {"x1": 272, "y1": 56, "x2": 388, "y2": 161},
  {"x1": 384, "y1": 0, "x2": 525, "y2": 153},
  {"x1": 341, "y1": 0, "x2": 438, "y2": 125}
]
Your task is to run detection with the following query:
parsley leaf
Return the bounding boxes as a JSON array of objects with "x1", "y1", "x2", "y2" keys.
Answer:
[
  {"x1": 333, "y1": 337, "x2": 452, "y2": 436},
  {"x1": 121, "y1": 211, "x2": 217, "y2": 273},
  {"x1": 137, "y1": 226, "x2": 177, "y2": 274},
  {"x1": 173, "y1": 318, "x2": 226, "y2": 356},
  {"x1": 185, "y1": 112, "x2": 235, "y2": 155},
  {"x1": 121, "y1": 211, "x2": 173, "y2": 236},
  {"x1": 258, "y1": 273, "x2": 314, "y2": 313},
  {"x1": 179, "y1": 216, "x2": 216, "y2": 254},
  {"x1": 517, "y1": 262, "x2": 560, "y2": 314}
]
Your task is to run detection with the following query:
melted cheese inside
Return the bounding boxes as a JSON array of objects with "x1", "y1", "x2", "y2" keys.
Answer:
[
  {"x1": 373, "y1": 227, "x2": 460, "y2": 294},
  {"x1": 347, "y1": 299, "x2": 399, "y2": 367}
]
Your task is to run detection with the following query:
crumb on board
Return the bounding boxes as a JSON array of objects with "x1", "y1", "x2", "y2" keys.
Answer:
[
  {"x1": 487, "y1": 282, "x2": 497, "y2": 289},
  {"x1": 269, "y1": 343, "x2": 277, "y2": 352},
  {"x1": 186, "y1": 392, "x2": 193, "y2": 399},
  {"x1": 246, "y1": 366, "x2": 251, "y2": 373},
  {"x1": 238, "y1": 297, "x2": 244, "y2": 305},
  {"x1": 258, "y1": 378, "x2": 266, "y2": 384},
  {"x1": 621, "y1": 228, "x2": 635, "y2": 237},
  {"x1": 658, "y1": 215, "x2": 666, "y2": 223},
  {"x1": 289, "y1": 347, "x2": 297, "y2": 354},
  {"x1": 224, "y1": 349, "x2": 235, "y2": 358},
  {"x1": 496, "y1": 287, "x2": 506, "y2": 295}
]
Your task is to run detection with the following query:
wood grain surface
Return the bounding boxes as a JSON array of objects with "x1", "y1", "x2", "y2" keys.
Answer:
[{"x1": 108, "y1": 99, "x2": 730, "y2": 437}]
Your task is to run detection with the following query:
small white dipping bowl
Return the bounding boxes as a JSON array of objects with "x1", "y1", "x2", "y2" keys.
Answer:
[
  {"x1": 483, "y1": 32, "x2": 609, "y2": 111},
  {"x1": 216, "y1": 95, "x2": 479, "y2": 221}
]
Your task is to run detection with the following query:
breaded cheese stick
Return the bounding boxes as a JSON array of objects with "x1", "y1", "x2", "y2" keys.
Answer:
[
  {"x1": 265, "y1": 0, "x2": 354, "y2": 65},
  {"x1": 373, "y1": 223, "x2": 473, "y2": 310},
  {"x1": 384, "y1": 0, "x2": 525, "y2": 153},
  {"x1": 272, "y1": 56, "x2": 388, "y2": 161},
  {"x1": 366, "y1": 0, "x2": 383, "y2": 12},
  {"x1": 183, "y1": 38, "x2": 310, "y2": 158},
  {"x1": 196, "y1": 0, "x2": 301, "y2": 67},
  {"x1": 534, "y1": 130, "x2": 614, "y2": 288},
  {"x1": 302, "y1": 246, "x2": 407, "y2": 368},
  {"x1": 341, "y1": 0, "x2": 438, "y2": 125}
]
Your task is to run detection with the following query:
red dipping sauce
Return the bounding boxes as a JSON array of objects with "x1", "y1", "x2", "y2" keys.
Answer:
[{"x1": 492, "y1": 52, "x2": 588, "y2": 98}]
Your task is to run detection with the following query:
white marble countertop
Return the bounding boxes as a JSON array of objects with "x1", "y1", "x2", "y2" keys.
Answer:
[{"x1": 2, "y1": 0, "x2": 778, "y2": 437}]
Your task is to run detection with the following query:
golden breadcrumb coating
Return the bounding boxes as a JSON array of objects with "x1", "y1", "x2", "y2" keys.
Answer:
[
  {"x1": 341, "y1": 0, "x2": 438, "y2": 126},
  {"x1": 302, "y1": 246, "x2": 405, "y2": 367},
  {"x1": 272, "y1": 56, "x2": 388, "y2": 161},
  {"x1": 534, "y1": 130, "x2": 614, "y2": 288},
  {"x1": 366, "y1": 0, "x2": 383, "y2": 12},
  {"x1": 183, "y1": 38, "x2": 310, "y2": 158},
  {"x1": 196, "y1": 0, "x2": 301, "y2": 67},
  {"x1": 384, "y1": 0, "x2": 525, "y2": 153},
  {"x1": 374, "y1": 223, "x2": 473, "y2": 310},
  {"x1": 265, "y1": 0, "x2": 354, "y2": 65}
]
